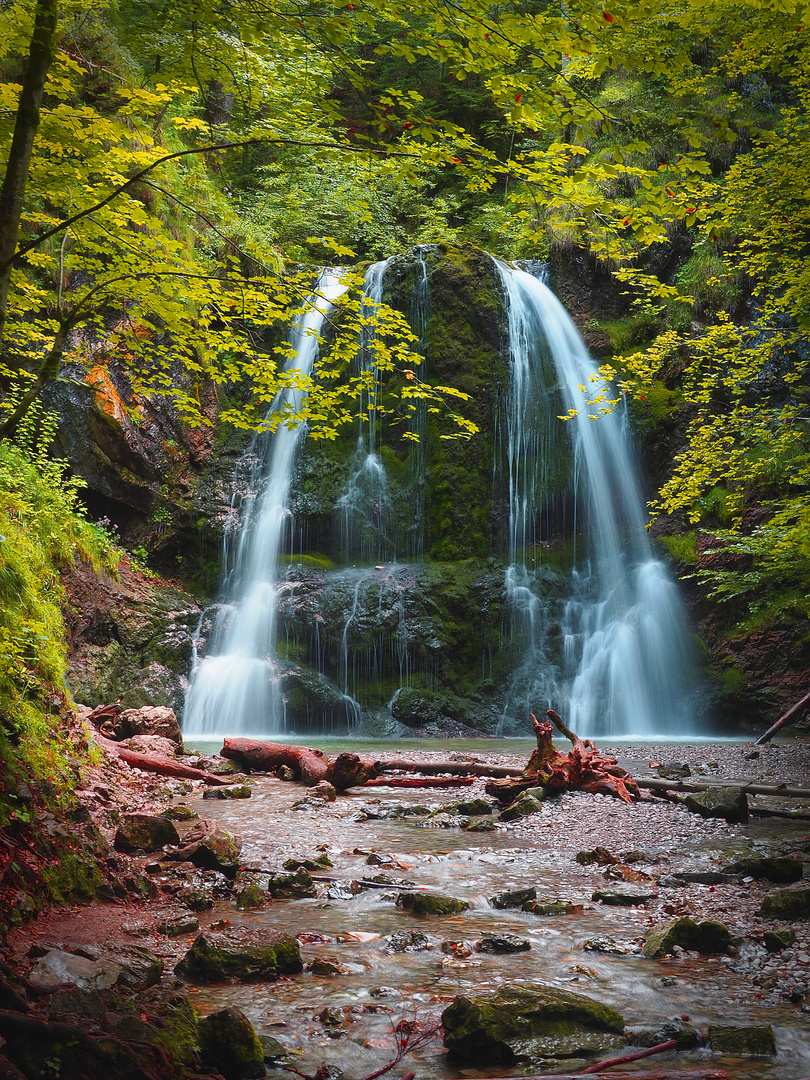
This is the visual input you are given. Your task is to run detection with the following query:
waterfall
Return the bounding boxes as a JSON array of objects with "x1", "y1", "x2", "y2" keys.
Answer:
[
  {"x1": 182, "y1": 271, "x2": 348, "y2": 738},
  {"x1": 496, "y1": 261, "x2": 695, "y2": 738}
]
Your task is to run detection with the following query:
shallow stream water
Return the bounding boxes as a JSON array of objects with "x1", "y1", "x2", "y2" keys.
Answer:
[{"x1": 182, "y1": 741, "x2": 810, "y2": 1079}]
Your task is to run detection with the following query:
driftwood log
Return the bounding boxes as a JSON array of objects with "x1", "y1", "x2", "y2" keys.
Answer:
[
  {"x1": 90, "y1": 730, "x2": 229, "y2": 786},
  {"x1": 755, "y1": 688, "x2": 810, "y2": 745},
  {"x1": 325, "y1": 752, "x2": 378, "y2": 790},
  {"x1": 485, "y1": 711, "x2": 640, "y2": 805},
  {"x1": 363, "y1": 775, "x2": 476, "y2": 789},
  {"x1": 221, "y1": 739, "x2": 329, "y2": 784}
]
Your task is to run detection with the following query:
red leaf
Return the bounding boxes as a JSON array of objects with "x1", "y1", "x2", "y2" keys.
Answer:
[{"x1": 603, "y1": 10, "x2": 614, "y2": 20}]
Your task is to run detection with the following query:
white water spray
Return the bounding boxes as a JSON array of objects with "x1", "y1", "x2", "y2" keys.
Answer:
[
  {"x1": 182, "y1": 271, "x2": 348, "y2": 738},
  {"x1": 497, "y1": 262, "x2": 695, "y2": 738}
]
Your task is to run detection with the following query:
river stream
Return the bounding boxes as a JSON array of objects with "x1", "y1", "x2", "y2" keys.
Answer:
[{"x1": 181, "y1": 744, "x2": 810, "y2": 1080}]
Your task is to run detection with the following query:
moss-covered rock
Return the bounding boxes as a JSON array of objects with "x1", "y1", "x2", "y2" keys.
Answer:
[
  {"x1": 113, "y1": 814, "x2": 180, "y2": 854},
  {"x1": 235, "y1": 885, "x2": 267, "y2": 911},
  {"x1": 202, "y1": 784, "x2": 252, "y2": 800},
  {"x1": 684, "y1": 787, "x2": 748, "y2": 823},
  {"x1": 442, "y1": 984, "x2": 625, "y2": 1064},
  {"x1": 169, "y1": 819, "x2": 241, "y2": 874},
  {"x1": 725, "y1": 855, "x2": 802, "y2": 883},
  {"x1": 396, "y1": 891, "x2": 470, "y2": 915},
  {"x1": 763, "y1": 928, "x2": 796, "y2": 952},
  {"x1": 198, "y1": 1006, "x2": 266, "y2": 1079},
  {"x1": 758, "y1": 885, "x2": 810, "y2": 920},
  {"x1": 490, "y1": 887, "x2": 536, "y2": 909},
  {"x1": 709, "y1": 1025, "x2": 776, "y2": 1056},
  {"x1": 446, "y1": 798, "x2": 492, "y2": 816},
  {"x1": 175, "y1": 932, "x2": 302, "y2": 983},
  {"x1": 642, "y1": 917, "x2": 732, "y2": 957},
  {"x1": 499, "y1": 793, "x2": 546, "y2": 821},
  {"x1": 268, "y1": 868, "x2": 316, "y2": 899},
  {"x1": 523, "y1": 898, "x2": 584, "y2": 916}
]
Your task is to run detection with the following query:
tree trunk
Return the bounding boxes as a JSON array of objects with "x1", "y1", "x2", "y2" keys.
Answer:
[
  {"x1": 325, "y1": 752, "x2": 377, "y2": 790},
  {"x1": 0, "y1": 321, "x2": 69, "y2": 440},
  {"x1": 92, "y1": 732, "x2": 229, "y2": 786},
  {"x1": 221, "y1": 738, "x2": 329, "y2": 785},
  {"x1": 755, "y1": 689, "x2": 810, "y2": 745},
  {"x1": 0, "y1": 0, "x2": 58, "y2": 347}
]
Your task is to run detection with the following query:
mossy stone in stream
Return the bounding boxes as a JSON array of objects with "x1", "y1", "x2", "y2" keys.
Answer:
[
  {"x1": 197, "y1": 1006, "x2": 265, "y2": 1079},
  {"x1": 283, "y1": 854, "x2": 333, "y2": 871},
  {"x1": 758, "y1": 885, "x2": 810, "y2": 920},
  {"x1": 268, "y1": 868, "x2": 317, "y2": 899},
  {"x1": 642, "y1": 917, "x2": 732, "y2": 958},
  {"x1": 709, "y1": 1024, "x2": 776, "y2": 1056},
  {"x1": 235, "y1": 884, "x2": 267, "y2": 911},
  {"x1": 490, "y1": 887, "x2": 536, "y2": 909},
  {"x1": 726, "y1": 855, "x2": 803, "y2": 883},
  {"x1": 684, "y1": 787, "x2": 748, "y2": 824},
  {"x1": 396, "y1": 892, "x2": 470, "y2": 915},
  {"x1": 175, "y1": 933, "x2": 302, "y2": 983},
  {"x1": 499, "y1": 793, "x2": 546, "y2": 822},
  {"x1": 523, "y1": 898, "x2": 584, "y2": 916},
  {"x1": 463, "y1": 817, "x2": 496, "y2": 832},
  {"x1": 441, "y1": 984, "x2": 625, "y2": 1064},
  {"x1": 764, "y1": 928, "x2": 796, "y2": 952},
  {"x1": 446, "y1": 798, "x2": 492, "y2": 816}
]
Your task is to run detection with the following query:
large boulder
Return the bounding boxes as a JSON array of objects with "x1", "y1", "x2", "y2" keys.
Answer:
[
  {"x1": 198, "y1": 1007, "x2": 266, "y2": 1080},
  {"x1": 442, "y1": 984, "x2": 625, "y2": 1064},
  {"x1": 684, "y1": 787, "x2": 748, "y2": 824},
  {"x1": 118, "y1": 706, "x2": 183, "y2": 746},
  {"x1": 169, "y1": 819, "x2": 241, "y2": 874},
  {"x1": 28, "y1": 950, "x2": 122, "y2": 992},
  {"x1": 709, "y1": 1025, "x2": 776, "y2": 1056},
  {"x1": 175, "y1": 932, "x2": 302, "y2": 983},
  {"x1": 642, "y1": 917, "x2": 732, "y2": 958},
  {"x1": 726, "y1": 855, "x2": 803, "y2": 883},
  {"x1": 114, "y1": 813, "x2": 180, "y2": 853},
  {"x1": 758, "y1": 885, "x2": 810, "y2": 920},
  {"x1": 126, "y1": 734, "x2": 178, "y2": 758}
]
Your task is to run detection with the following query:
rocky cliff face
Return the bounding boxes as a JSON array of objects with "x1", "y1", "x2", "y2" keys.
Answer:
[{"x1": 52, "y1": 243, "x2": 806, "y2": 735}]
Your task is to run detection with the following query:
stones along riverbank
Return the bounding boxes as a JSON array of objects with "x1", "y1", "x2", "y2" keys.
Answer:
[{"x1": 1, "y1": 721, "x2": 810, "y2": 1080}]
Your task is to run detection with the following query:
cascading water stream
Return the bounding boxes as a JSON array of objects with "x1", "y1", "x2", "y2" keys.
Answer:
[
  {"x1": 496, "y1": 261, "x2": 695, "y2": 738},
  {"x1": 182, "y1": 271, "x2": 348, "y2": 738}
]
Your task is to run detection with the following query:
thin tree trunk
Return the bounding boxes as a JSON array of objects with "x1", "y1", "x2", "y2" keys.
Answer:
[
  {"x1": 0, "y1": 0, "x2": 58, "y2": 347},
  {"x1": 755, "y1": 689, "x2": 810, "y2": 745},
  {"x1": 0, "y1": 321, "x2": 68, "y2": 439}
]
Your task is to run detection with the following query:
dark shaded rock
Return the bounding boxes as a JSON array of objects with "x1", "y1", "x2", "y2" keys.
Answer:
[
  {"x1": 764, "y1": 928, "x2": 796, "y2": 952},
  {"x1": 198, "y1": 1006, "x2": 265, "y2": 1079},
  {"x1": 642, "y1": 917, "x2": 732, "y2": 958},
  {"x1": 384, "y1": 930, "x2": 433, "y2": 953},
  {"x1": 162, "y1": 804, "x2": 198, "y2": 821},
  {"x1": 396, "y1": 892, "x2": 469, "y2": 915},
  {"x1": 170, "y1": 819, "x2": 241, "y2": 874},
  {"x1": 475, "y1": 933, "x2": 531, "y2": 954},
  {"x1": 592, "y1": 887, "x2": 656, "y2": 906},
  {"x1": 490, "y1": 887, "x2": 536, "y2": 909},
  {"x1": 47, "y1": 988, "x2": 109, "y2": 1021},
  {"x1": 576, "y1": 847, "x2": 618, "y2": 866},
  {"x1": 113, "y1": 946, "x2": 163, "y2": 991},
  {"x1": 283, "y1": 854, "x2": 333, "y2": 871},
  {"x1": 114, "y1": 813, "x2": 180, "y2": 853},
  {"x1": 175, "y1": 932, "x2": 302, "y2": 983},
  {"x1": 447, "y1": 798, "x2": 492, "y2": 816},
  {"x1": 203, "y1": 784, "x2": 252, "y2": 800},
  {"x1": 442, "y1": 983, "x2": 625, "y2": 1064},
  {"x1": 628, "y1": 1019, "x2": 703, "y2": 1050},
  {"x1": 656, "y1": 762, "x2": 692, "y2": 779},
  {"x1": 305, "y1": 957, "x2": 350, "y2": 976},
  {"x1": 759, "y1": 885, "x2": 810, "y2": 920},
  {"x1": 463, "y1": 817, "x2": 496, "y2": 831},
  {"x1": 523, "y1": 899, "x2": 584, "y2": 916},
  {"x1": 260, "y1": 1034, "x2": 291, "y2": 1065},
  {"x1": 268, "y1": 868, "x2": 316, "y2": 899},
  {"x1": 668, "y1": 870, "x2": 729, "y2": 885},
  {"x1": 684, "y1": 787, "x2": 748, "y2": 824},
  {"x1": 726, "y1": 855, "x2": 803, "y2": 883},
  {"x1": 236, "y1": 885, "x2": 267, "y2": 910},
  {"x1": 178, "y1": 885, "x2": 215, "y2": 911},
  {"x1": 582, "y1": 938, "x2": 633, "y2": 955},
  {"x1": 499, "y1": 793, "x2": 545, "y2": 821},
  {"x1": 311, "y1": 781, "x2": 338, "y2": 801},
  {"x1": 157, "y1": 914, "x2": 200, "y2": 937},
  {"x1": 709, "y1": 1024, "x2": 776, "y2": 1056}
]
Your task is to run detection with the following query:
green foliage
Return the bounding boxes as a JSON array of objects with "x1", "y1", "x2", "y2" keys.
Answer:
[{"x1": 0, "y1": 435, "x2": 110, "y2": 827}]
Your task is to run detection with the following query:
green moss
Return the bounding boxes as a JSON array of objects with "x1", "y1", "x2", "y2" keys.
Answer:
[
  {"x1": 396, "y1": 891, "x2": 470, "y2": 915},
  {"x1": 659, "y1": 531, "x2": 698, "y2": 566}
]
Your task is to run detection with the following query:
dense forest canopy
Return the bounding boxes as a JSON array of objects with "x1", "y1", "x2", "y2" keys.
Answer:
[{"x1": 0, "y1": 0, "x2": 809, "y2": 828}]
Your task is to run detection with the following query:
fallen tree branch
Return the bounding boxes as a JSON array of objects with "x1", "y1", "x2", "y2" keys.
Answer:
[
  {"x1": 90, "y1": 731, "x2": 229, "y2": 786},
  {"x1": 755, "y1": 689, "x2": 810, "y2": 745},
  {"x1": 363, "y1": 776, "x2": 476, "y2": 789},
  {"x1": 579, "y1": 1038, "x2": 677, "y2": 1073},
  {"x1": 221, "y1": 739, "x2": 329, "y2": 785}
]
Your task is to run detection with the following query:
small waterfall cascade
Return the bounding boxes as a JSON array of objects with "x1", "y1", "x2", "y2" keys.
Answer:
[
  {"x1": 337, "y1": 259, "x2": 392, "y2": 564},
  {"x1": 496, "y1": 261, "x2": 695, "y2": 738},
  {"x1": 182, "y1": 271, "x2": 348, "y2": 737}
]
